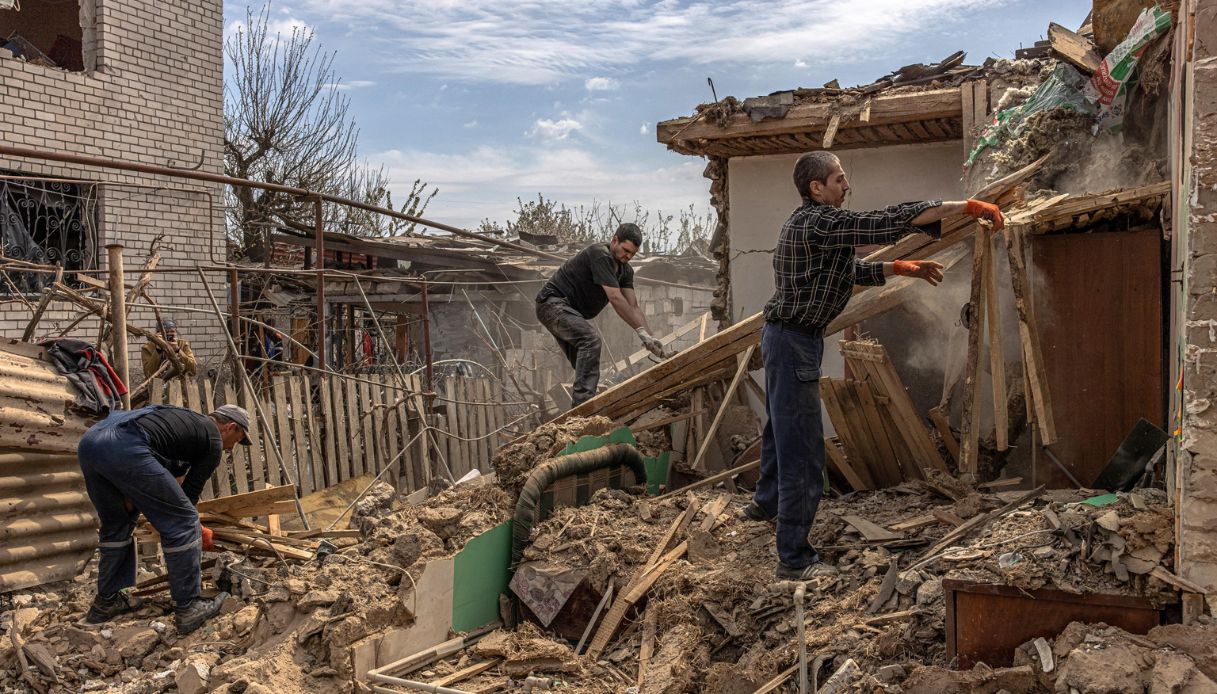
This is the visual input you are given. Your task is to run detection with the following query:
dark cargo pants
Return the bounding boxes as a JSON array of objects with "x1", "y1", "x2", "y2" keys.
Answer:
[
  {"x1": 752, "y1": 321, "x2": 826, "y2": 570},
  {"x1": 78, "y1": 409, "x2": 203, "y2": 606},
  {"x1": 535, "y1": 297, "x2": 602, "y2": 408}
]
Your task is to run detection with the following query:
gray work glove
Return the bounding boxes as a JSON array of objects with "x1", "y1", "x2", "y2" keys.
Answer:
[{"x1": 636, "y1": 327, "x2": 665, "y2": 358}]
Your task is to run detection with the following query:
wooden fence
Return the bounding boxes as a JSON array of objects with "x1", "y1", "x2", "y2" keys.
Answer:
[{"x1": 147, "y1": 371, "x2": 513, "y2": 501}]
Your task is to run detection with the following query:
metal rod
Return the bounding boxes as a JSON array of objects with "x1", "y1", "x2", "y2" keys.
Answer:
[
  {"x1": 228, "y1": 268, "x2": 241, "y2": 352},
  {"x1": 195, "y1": 265, "x2": 309, "y2": 528},
  {"x1": 314, "y1": 197, "x2": 327, "y2": 370},
  {"x1": 105, "y1": 244, "x2": 132, "y2": 409},
  {"x1": 1041, "y1": 445, "x2": 1085, "y2": 489},
  {"x1": 0, "y1": 144, "x2": 563, "y2": 262},
  {"x1": 421, "y1": 280, "x2": 433, "y2": 393}
]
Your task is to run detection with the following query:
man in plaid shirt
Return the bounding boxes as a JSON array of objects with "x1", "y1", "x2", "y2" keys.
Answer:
[{"x1": 744, "y1": 151, "x2": 1004, "y2": 580}]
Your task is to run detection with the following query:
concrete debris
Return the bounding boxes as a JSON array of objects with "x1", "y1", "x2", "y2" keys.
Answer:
[{"x1": 0, "y1": 477, "x2": 513, "y2": 693}]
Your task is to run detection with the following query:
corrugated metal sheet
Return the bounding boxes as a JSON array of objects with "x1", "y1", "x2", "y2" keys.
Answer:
[{"x1": 0, "y1": 340, "x2": 99, "y2": 593}]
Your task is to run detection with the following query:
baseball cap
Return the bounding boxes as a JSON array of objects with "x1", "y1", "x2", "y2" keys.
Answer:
[{"x1": 210, "y1": 404, "x2": 252, "y2": 445}]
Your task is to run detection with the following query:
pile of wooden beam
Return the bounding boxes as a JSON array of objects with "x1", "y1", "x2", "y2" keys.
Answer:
[{"x1": 823, "y1": 340, "x2": 950, "y2": 490}]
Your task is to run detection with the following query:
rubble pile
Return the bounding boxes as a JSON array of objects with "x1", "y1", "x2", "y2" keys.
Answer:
[
  {"x1": 944, "y1": 489, "x2": 1178, "y2": 601},
  {"x1": 491, "y1": 415, "x2": 615, "y2": 495},
  {"x1": 903, "y1": 619, "x2": 1217, "y2": 694},
  {"x1": 0, "y1": 478, "x2": 513, "y2": 694}
]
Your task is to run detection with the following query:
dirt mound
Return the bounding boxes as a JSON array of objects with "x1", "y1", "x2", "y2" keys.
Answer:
[{"x1": 491, "y1": 416, "x2": 614, "y2": 495}]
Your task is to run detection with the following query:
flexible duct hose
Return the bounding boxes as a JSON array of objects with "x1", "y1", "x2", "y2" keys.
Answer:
[{"x1": 511, "y1": 444, "x2": 646, "y2": 566}]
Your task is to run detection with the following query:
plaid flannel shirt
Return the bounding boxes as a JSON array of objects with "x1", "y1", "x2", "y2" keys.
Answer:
[{"x1": 762, "y1": 200, "x2": 943, "y2": 329}]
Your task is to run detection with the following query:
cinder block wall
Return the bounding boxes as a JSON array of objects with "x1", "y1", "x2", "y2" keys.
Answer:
[{"x1": 0, "y1": 0, "x2": 226, "y2": 383}]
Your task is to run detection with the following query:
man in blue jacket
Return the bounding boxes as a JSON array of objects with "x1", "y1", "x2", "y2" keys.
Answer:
[{"x1": 78, "y1": 404, "x2": 251, "y2": 634}]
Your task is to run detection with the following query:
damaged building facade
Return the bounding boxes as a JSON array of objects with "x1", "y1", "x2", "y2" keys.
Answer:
[{"x1": 0, "y1": 0, "x2": 227, "y2": 376}]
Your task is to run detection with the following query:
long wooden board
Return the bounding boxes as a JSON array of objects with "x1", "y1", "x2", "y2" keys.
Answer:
[
  {"x1": 222, "y1": 382, "x2": 251, "y2": 494},
  {"x1": 198, "y1": 484, "x2": 295, "y2": 518}
]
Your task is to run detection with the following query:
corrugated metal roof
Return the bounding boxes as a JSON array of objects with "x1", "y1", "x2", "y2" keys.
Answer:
[{"x1": 0, "y1": 340, "x2": 99, "y2": 593}]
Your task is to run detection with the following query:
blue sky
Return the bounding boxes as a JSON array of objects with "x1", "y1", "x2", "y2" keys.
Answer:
[{"x1": 222, "y1": 0, "x2": 1091, "y2": 231}]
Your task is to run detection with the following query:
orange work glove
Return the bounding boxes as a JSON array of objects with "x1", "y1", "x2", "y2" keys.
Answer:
[
  {"x1": 965, "y1": 199, "x2": 1004, "y2": 231},
  {"x1": 892, "y1": 260, "x2": 945, "y2": 286},
  {"x1": 200, "y1": 525, "x2": 215, "y2": 552}
]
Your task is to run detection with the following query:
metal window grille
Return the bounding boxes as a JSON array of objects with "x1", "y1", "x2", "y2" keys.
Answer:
[{"x1": 0, "y1": 173, "x2": 98, "y2": 294}]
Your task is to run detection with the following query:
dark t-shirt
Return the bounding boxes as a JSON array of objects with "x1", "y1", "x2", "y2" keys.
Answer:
[
  {"x1": 535, "y1": 243, "x2": 635, "y2": 319},
  {"x1": 131, "y1": 406, "x2": 223, "y2": 504}
]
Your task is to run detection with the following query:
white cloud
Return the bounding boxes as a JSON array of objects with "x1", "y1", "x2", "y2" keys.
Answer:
[
  {"x1": 639, "y1": 123, "x2": 649, "y2": 135},
  {"x1": 794, "y1": 59, "x2": 808, "y2": 68},
  {"x1": 463, "y1": 120, "x2": 479, "y2": 128},
  {"x1": 585, "y1": 76, "x2": 620, "y2": 91},
  {"x1": 530, "y1": 117, "x2": 583, "y2": 140},
  {"x1": 322, "y1": 79, "x2": 377, "y2": 90},
  {"x1": 296, "y1": 0, "x2": 1009, "y2": 85},
  {"x1": 368, "y1": 144, "x2": 711, "y2": 230}
]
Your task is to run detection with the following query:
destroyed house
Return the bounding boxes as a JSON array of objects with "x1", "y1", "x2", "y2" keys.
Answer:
[{"x1": 0, "y1": 0, "x2": 227, "y2": 373}]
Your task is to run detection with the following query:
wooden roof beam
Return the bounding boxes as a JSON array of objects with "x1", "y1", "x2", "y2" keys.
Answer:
[{"x1": 657, "y1": 87, "x2": 963, "y2": 145}]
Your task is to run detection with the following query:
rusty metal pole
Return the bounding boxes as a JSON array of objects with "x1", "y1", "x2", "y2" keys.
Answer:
[
  {"x1": 105, "y1": 244, "x2": 132, "y2": 409},
  {"x1": 314, "y1": 197, "x2": 326, "y2": 370},
  {"x1": 421, "y1": 279, "x2": 433, "y2": 393},
  {"x1": 227, "y1": 268, "x2": 240, "y2": 350}
]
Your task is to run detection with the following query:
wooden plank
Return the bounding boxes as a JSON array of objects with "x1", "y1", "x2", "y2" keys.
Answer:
[
  {"x1": 828, "y1": 378, "x2": 884, "y2": 483},
  {"x1": 928, "y1": 406, "x2": 961, "y2": 463},
  {"x1": 396, "y1": 379, "x2": 417, "y2": 491},
  {"x1": 379, "y1": 376, "x2": 402, "y2": 485},
  {"x1": 344, "y1": 377, "x2": 363, "y2": 482},
  {"x1": 478, "y1": 379, "x2": 493, "y2": 471},
  {"x1": 822, "y1": 111, "x2": 841, "y2": 149},
  {"x1": 1006, "y1": 226, "x2": 1058, "y2": 445},
  {"x1": 321, "y1": 376, "x2": 341, "y2": 487},
  {"x1": 825, "y1": 438, "x2": 873, "y2": 491},
  {"x1": 843, "y1": 341, "x2": 947, "y2": 475},
  {"x1": 1048, "y1": 22, "x2": 1103, "y2": 74},
  {"x1": 959, "y1": 235, "x2": 989, "y2": 479},
  {"x1": 199, "y1": 379, "x2": 227, "y2": 499},
  {"x1": 223, "y1": 382, "x2": 251, "y2": 494},
  {"x1": 448, "y1": 378, "x2": 467, "y2": 478},
  {"x1": 301, "y1": 376, "x2": 326, "y2": 491},
  {"x1": 961, "y1": 77, "x2": 977, "y2": 154},
  {"x1": 270, "y1": 376, "x2": 291, "y2": 488},
  {"x1": 637, "y1": 605, "x2": 656, "y2": 689},
  {"x1": 841, "y1": 514, "x2": 904, "y2": 542},
  {"x1": 167, "y1": 379, "x2": 183, "y2": 407},
  {"x1": 281, "y1": 372, "x2": 306, "y2": 491},
  {"x1": 241, "y1": 379, "x2": 267, "y2": 492},
  {"x1": 821, "y1": 378, "x2": 868, "y2": 476},
  {"x1": 851, "y1": 379, "x2": 904, "y2": 487},
  {"x1": 364, "y1": 377, "x2": 385, "y2": 478},
  {"x1": 148, "y1": 377, "x2": 164, "y2": 405},
  {"x1": 983, "y1": 234, "x2": 1009, "y2": 451},
  {"x1": 331, "y1": 372, "x2": 350, "y2": 479},
  {"x1": 408, "y1": 374, "x2": 433, "y2": 484},
  {"x1": 689, "y1": 345, "x2": 756, "y2": 473},
  {"x1": 612, "y1": 313, "x2": 707, "y2": 374},
  {"x1": 197, "y1": 484, "x2": 295, "y2": 517},
  {"x1": 183, "y1": 377, "x2": 201, "y2": 413},
  {"x1": 430, "y1": 660, "x2": 500, "y2": 688}
]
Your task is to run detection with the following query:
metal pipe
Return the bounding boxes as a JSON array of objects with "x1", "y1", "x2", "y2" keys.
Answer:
[
  {"x1": 105, "y1": 244, "x2": 132, "y2": 409},
  {"x1": 228, "y1": 268, "x2": 241, "y2": 352},
  {"x1": 421, "y1": 280, "x2": 433, "y2": 393},
  {"x1": 314, "y1": 197, "x2": 327, "y2": 370},
  {"x1": 0, "y1": 144, "x2": 563, "y2": 262}
]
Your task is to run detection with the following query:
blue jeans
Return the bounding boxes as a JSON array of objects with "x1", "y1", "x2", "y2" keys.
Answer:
[
  {"x1": 753, "y1": 321, "x2": 826, "y2": 569},
  {"x1": 78, "y1": 408, "x2": 202, "y2": 606}
]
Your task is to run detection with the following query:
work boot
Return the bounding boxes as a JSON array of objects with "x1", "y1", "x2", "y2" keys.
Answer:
[
  {"x1": 85, "y1": 591, "x2": 144, "y2": 624},
  {"x1": 740, "y1": 501, "x2": 775, "y2": 523},
  {"x1": 174, "y1": 592, "x2": 229, "y2": 635},
  {"x1": 774, "y1": 554, "x2": 824, "y2": 581}
]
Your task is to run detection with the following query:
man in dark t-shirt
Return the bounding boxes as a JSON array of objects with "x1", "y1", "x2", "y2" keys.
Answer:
[
  {"x1": 536, "y1": 223, "x2": 665, "y2": 407},
  {"x1": 78, "y1": 404, "x2": 252, "y2": 634}
]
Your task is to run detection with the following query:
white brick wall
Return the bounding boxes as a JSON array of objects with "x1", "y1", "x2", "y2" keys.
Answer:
[{"x1": 0, "y1": 0, "x2": 226, "y2": 382}]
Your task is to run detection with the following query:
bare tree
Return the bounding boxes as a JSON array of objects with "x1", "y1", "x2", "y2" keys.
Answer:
[
  {"x1": 485, "y1": 194, "x2": 712, "y2": 254},
  {"x1": 224, "y1": 4, "x2": 436, "y2": 259}
]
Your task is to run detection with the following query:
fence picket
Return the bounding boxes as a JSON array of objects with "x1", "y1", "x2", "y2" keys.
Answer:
[
  {"x1": 240, "y1": 380, "x2": 266, "y2": 491},
  {"x1": 299, "y1": 372, "x2": 323, "y2": 491},
  {"x1": 286, "y1": 374, "x2": 313, "y2": 495},
  {"x1": 270, "y1": 376, "x2": 290, "y2": 487},
  {"x1": 343, "y1": 377, "x2": 362, "y2": 481},
  {"x1": 318, "y1": 372, "x2": 338, "y2": 487},
  {"x1": 222, "y1": 382, "x2": 251, "y2": 494},
  {"x1": 327, "y1": 376, "x2": 346, "y2": 486}
]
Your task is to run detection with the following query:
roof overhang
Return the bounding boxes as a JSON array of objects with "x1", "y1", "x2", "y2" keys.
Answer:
[{"x1": 656, "y1": 87, "x2": 965, "y2": 158}]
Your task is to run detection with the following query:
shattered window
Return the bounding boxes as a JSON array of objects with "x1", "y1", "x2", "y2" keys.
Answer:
[
  {"x1": 0, "y1": 173, "x2": 98, "y2": 295},
  {"x1": 0, "y1": 0, "x2": 94, "y2": 72}
]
